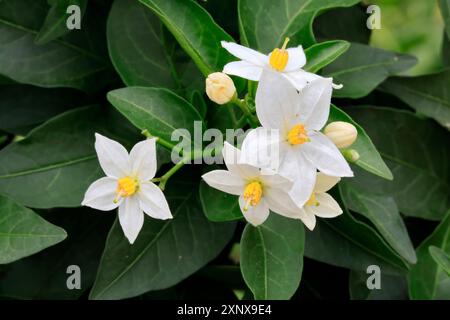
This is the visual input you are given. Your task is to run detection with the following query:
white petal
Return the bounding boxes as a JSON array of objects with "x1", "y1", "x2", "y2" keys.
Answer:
[
  {"x1": 284, "y1": 46, "x2": 306, "y2": 72},
  {"x1": 282, "y1": 70, "x2": 322, "y2": 91},
  {"x1": 264, "y1": 187, "x2": 303, "y2": 219},
  {"x1": 118, "y1": 197, "x2": 144, "y2": 244},
  {"x1": 301, "y1": 78, "x2": 333, "y2": 131},
  {"x1": 95, "y1": 133, "x2": 130, "y2": 179},
  {"x1": 129, "y1": 138, "x2": 157, "y2": 181},
  {"x1": 222, "y1": 142, "x2": 260, "y2": 179},
  {"x1": 82, "y1": 177, "x2": 120, "y2": 211},
  {"x1": 302, "y1": 132, "x2": 353, "y2": 177},
  {"x1": 310, "y1": 193, "x2": 343, "y2": 218},
  {"x1": 314, "y1": 172, "x2": 341, "y2": 193},
  {"x1": 239, "y1": 196, "x2": 270, "y2": 226},
  {"x1": 299, "y1": 208, "x2": 317, "y2": 231},
  {"x1": 138, "y1": 182, "x2": 172, "y2": 220},
  {"x1": 256, "y1": 70, "x2": 300, "y2": 130},
  {"x1": 221, "y1": 41, "x2": 268, "y2": 65},
  {"x1": 240, "y1": 128, "x2": 283, "y2": 172},
  {"x1": 202, "y1": 170, "x2": 245, "y2": 196},
  {"x1": 223, "y1": 61, "x2": 263, "y2": 81},
  {"x1": 259, "y1": 173, "x2": 292, "y2": 191}
]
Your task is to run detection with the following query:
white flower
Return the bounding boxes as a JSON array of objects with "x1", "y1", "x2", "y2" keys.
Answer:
[
  {"x1": 221, "y1": 38, "x2": 342, "y2": 91},
  {"x1": 324, "y1": 121, "x2": 358, "y2": 149},
  {"x1": 202, "y1": 142, "x2": 309, "y2": 227},
  {"x1": 82, "y1": 133, "x2": 172, "y2": 244},
  {"x1": 299, "y1": 173, "x2": 343, "y2": 230},
  {"x1": 241, "y1": 70, "x2": 353, "y2": 208}
]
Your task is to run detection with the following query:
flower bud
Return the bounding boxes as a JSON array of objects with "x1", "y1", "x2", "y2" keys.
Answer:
[
  {"x1": 205, "y1": 72, "x2": 236, "y2": 105},
  {"x1": 342, "y1": 149, "x2": 360, "y2": 163},
  {"x1": 324, "y1": 121, "x2": 358, "y2": 149}
]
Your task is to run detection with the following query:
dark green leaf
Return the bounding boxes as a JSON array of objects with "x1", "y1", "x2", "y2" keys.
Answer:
[
  {"x1": 440, "y1": 0, "x2": 450, "y2": 40},
  {"x1": 0, "y1": 195, "x2": 66, "y2": 264},
  {"x1": 304, "y1": 40, "x2": 350, "y2": 73},
  {"x1": 429, "y1": 246, "x2": 450, "y2": 276},
  {"x1": 199, "y1": 180, "x2": 242, "y2": 222},
  {"x1": 349, "y1": 270, "x2": 408, "y2": 300},
  {"x1": 324, "y1": 43, "x2": 417, "y2": 98},
  {"x1": 89, "y1": 178, "x2": 236, "y2": 300},
  {"x1": 241, "y1": 214, "x2": 305, "y2": 299}
]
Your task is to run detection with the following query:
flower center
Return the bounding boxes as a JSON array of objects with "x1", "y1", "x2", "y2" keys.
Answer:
[
  {"x1": 306, "y1": 193, "x2": 319, "y2": 206},
  {"x1": 114, "y1": 177, "x2": 138, "y2": 203},
  {"x1": 269, "y1": 37, "x2": 290, "y2": 71},
  {"x1": 243, "y1": 181, "x2": 263, "y2": 211},
  {"x1": 287, "y1": 123, "x2": 309, "y2": 145}
]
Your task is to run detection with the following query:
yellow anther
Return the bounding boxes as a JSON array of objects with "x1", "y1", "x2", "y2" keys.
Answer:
[
  {"x1": 269, "y1": 37, "x2": 290, "y2": 71},
  {"x1": 114, "y1": 177, "x2": 138, "y2": 203},
  {"x1": 243, "y1": 181, "x2": 263, "y2": 211},
  {"x1": 306, "y1": 193, "x2": 319, "y2": 207},
  {"x1": 287, "y1": 124, "x2": 309, "y2": 145}
]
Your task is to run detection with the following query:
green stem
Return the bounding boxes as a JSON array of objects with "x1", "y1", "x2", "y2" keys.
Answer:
[
  {"x1": 235, "y1": 115, "x2": 248, "y2": 129},
  {"x1": 158, "y1": 158, "x2": 188, "y2": 190},
  {"x1": 231, "y1": 97, "x2": 259, "y2": 128},
  {"x1": 141, "y1": 129, "x2": 173, "y2": 150}
]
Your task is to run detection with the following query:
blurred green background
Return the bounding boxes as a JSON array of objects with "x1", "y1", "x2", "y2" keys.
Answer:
[{"x1": 366, "y1": 0, "x2": 445, "y2": 75}]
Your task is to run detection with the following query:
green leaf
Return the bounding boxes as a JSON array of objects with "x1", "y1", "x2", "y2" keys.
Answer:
[
  {"x1": 347, "y1": 106, "x2": 450, "y2": 221},
  {"x1": 238, "y1": 0, "x2": 361, "y2": 51},
  {"x1": 340, "y1": 180, "x2": 416, "y2": 264},
  {"x1": 349, "y1": 270, "x2": 408, "y2": 300},
  {"x1": 0, "y1": 84, "x2": 87, "y2": 134},
  {"x1": 304, "y1": 40, "x2": 350, "y2": 73},
  {"x1": 0, "y1": 195, "x2": 66, "y2": 264},
  {"x1": 35, "y1": 0, "x2": 87, "y2": 44},
  {"x1": 440, "y1": 0, "x2": 450, "y2": 40},
  {"x1": 323, "y1": 43, "x2": 417, "y2": 98},
  {"x1": 408, "y1": 211, "x2": 450, "y2": 300},
  {"x1": 0, "y1": 0, "x2": 113, "y2": 92},
  {"x1": 380, "y1": 69, "x2": 450, "y2": 130},
  {"x1": 89, "y1": 178, "x2": 236, "y2": 300},
  {"x1": 429, "y1": 246, "x2": 450, "y2": 276},
  {"x1": 0, "y1": 208, "x2": 112, "y2": 299},
  {"x1": 199, "y1": 180, "x2": 242, "y2": 222},
  {"x1": 0, "y1": 105, "x2": 140, "y2": 208},
  {"x1": 189, "y1": 90, "x2": 207, "y2": 119},
  {"x1": 329, "y1": 105, "x2": 392, "y2": 180},
  {"x1": 139, "y1": 0, "x2": 235, "y2": 76},
  {"x1": 240, "y1": 214, "x2": 305, "y2": 300},
  {"x1": 107, "y1": 87, "x2": 203, "y2": 153}
]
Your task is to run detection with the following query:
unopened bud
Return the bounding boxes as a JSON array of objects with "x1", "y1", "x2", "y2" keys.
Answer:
[
  {"x1": 342, "y1": 149, "x2": 360, "y2": 163},
  {"x1": 324, "y1": 121, "x2": 358, "y2": 149},
  {"x1": 205, "y1": 72, "x2": 236, "y2": 105}
]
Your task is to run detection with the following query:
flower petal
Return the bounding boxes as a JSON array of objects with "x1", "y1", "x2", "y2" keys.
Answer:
[
  {"x1": 282, "y1": 69, "x2": 322, "y2": 91},
  {"x1": 301, "y1": 77, "x2": 333, "y2": 131},
  {"x1": 223, "y1": 61, "x2": 263, "y2": 81},
  {"x1": 264, "y1": 187, "x2": 303, "y2": 219},
  {"x1": 129, "y1": 138, "x2": 157, "y2": 181},
  {"x1": 82, "y1": 177, "x2": 120, "y2": 211},
  {"x1": 256, "y1": 70, "x2": 300, "y2": 130},
  {"x1": 138, "y1": 182, "x2": 173, "y2": 220},
  {"x1": 284, "y1": 46, "x2": 306, "y2": 71},
  {"x1": 202, "y1": 169, "x2": 245, "y2": 196},
  {"x1": 300, "y1": 208, "x2": 317, "y2": 231},
  {"x1": 314, "y1": 172, "x2": 341, "y2": 193},
  {"x1": 259, "y1": 173, "x2": 293, "y2": 191},
  {"x1": 239, "y1": 196, "x2": 270, "y2": 226},
  {"x1": 221, "y1": 41, "x2": 268, "y2": 65},
  {"x1": 118, "y1": 197, "x2": 144, "y2": 244},
  {"x1": 95, "y1": 133, "x2": 130, "y2": 178},
  {"x1": 302, "y1": 132, "x2": 353, "y2": 177},
  {"x1": 240, "y1": 128, "x2": 283, "y2": 172},
  {"x1": 311, "y1": 193, "x2": 343, "y2": 218},
  {"x1": 222, "y1": 141, "x2": 260, "y2": 179}
]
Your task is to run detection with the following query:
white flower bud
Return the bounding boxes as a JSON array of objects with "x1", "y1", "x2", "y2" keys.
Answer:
[
  {"x1": 205, "y1": 72, "x2": 236, "y2": 105},
  {"x1": 324, "y1": 121, "x2": 358, "y2": 149}
]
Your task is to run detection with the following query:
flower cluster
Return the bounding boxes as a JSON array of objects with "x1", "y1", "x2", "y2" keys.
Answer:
[{"x1": 203, "y1": 39, "x2": 358, "y2": 230}]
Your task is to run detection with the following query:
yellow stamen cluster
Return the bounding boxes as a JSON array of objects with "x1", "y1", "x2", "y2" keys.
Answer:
[
  {"x1": 114, "y1": 177, "x2": 138, "y2": 203},
  {"x1": 306, "y1": 193, "x2": 319, "y2": 207},
  {"x1": 287, "y1": 124, "x2": 309, "y2": 145},
  {"x1": 243, "y1": 181, "x2": 263, "y2": 211},
  {"x1": 269, "y1": 37, "x2": 290, "y2": 71}
]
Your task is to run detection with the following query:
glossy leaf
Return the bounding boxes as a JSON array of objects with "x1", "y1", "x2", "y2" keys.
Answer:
[
  {"x1": 199, "y1": 180, "x2": 242, "y2": 222},
  {"x1": 323, "y1": 43, "x2": 417, "y2": 98},
  {"x1": 0, "y1": 195, "x2": 66, "y2": 264},
  {"x1": 349, "y1": 270, "x2": 408, "y2": 300},
  {"x1": 380, "y1": 70, "x2": 450, "y2": 130},
  {"x1": 89, "y1": 178, "x2": 236, "y2": 300},
  {"x1": 408, "y1": 211, "x2": 450, "y2": 299},
  {"x1": 329, "y1": 105, "x2": 392, "y2": 180},
  {"x1": 304, "y1": 40, "x2": 350, "y2": 73},
  {"x1": 241, "y1": 214, "x2": 305, "y2": 300},
  {"x1": 347, "y1": 106, "x2": 450, "y2": 221},
  {"x1": 429, "y1": 246, "x2": 450, "y2": 276}
]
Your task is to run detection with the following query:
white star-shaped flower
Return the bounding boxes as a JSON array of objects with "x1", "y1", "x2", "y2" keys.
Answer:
[
  {"x1": 241, "y1": 70, "x2": 353, "y2": 208},
  {"x1": 202, "y1": 142, "x2": 309, "y2": 227},
  {"x1": 221, "y1": 38, "x2": 342, "y2": 91},
  {"x1": 82, "y1": 133, "x2": 172, "y2": 244}
]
